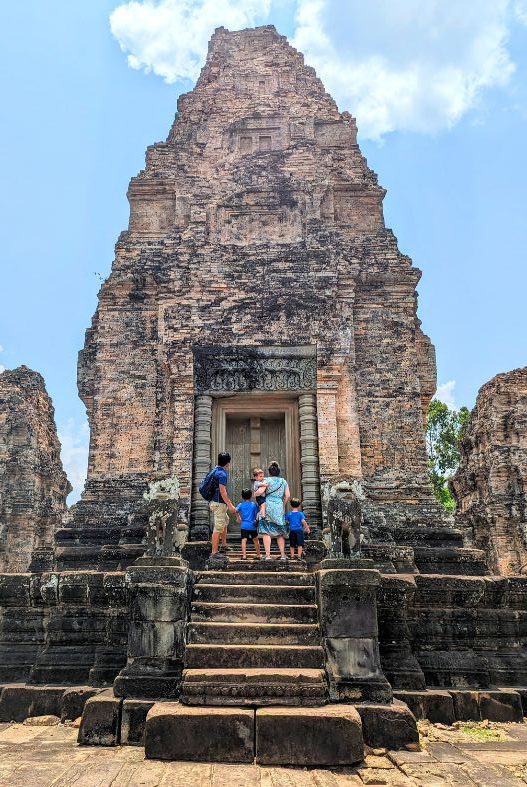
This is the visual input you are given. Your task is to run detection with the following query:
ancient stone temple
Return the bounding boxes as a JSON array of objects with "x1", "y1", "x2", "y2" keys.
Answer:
[
  {"x1": 0, "y1": 366, "x2": 70, "y2": 572},
  {"x1": 452, "y1": 367, "x2": 527, "y2": 575},
  {"x1": 0, "y1": 26, "x2": 526, "y2": 766},
  {"x1": 57, "y1": 23, "x2": 438, "y2": 569}
]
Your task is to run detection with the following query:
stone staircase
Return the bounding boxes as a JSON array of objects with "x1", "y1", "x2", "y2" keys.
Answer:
[{"x1": 181, "y1": 567, "x2": 328, "y2": 706}]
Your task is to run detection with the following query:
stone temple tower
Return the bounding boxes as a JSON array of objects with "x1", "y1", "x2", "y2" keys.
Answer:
[{"x1": 58, "y1": 25, "x2": 437, "y2": 569}]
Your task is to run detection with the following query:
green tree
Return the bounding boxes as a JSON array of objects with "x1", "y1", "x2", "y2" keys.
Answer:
[{"x1": 426, "y1": 399, "x2": 470, "y2": 511}]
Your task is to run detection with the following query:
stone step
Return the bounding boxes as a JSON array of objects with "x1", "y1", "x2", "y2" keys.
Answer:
[
  {"x1": 224, "y1": 551, "x2": 307, "y2": 559},
  {"x1": 143, "y1": 703, "x2": 365, "y2": 765},
  {"x1": 184, "y1": 643, "x2": 326, "y2": 669},
  {"x1": 392, "y1": 526, "x2": 464, "y2": 548},
  {"x1": 180, "y1": 667, "x2": 327, "y2": 706},
  {"x1": 187, "y1": 621, "x2": 321, "y2": 646},
  {"x1": 362, "y1": 544, "x2": 416, "y2": 573},
  {"x1": 221, "y1": 558, "x2": 308, "y2": 572},
  {"x1": 195, "y1": 571, "x2": 315, "y2": 587},
  {"x1": 414, "y1": 546, "x2": 488, "y2": 575},
  {"x1": 190, "y1": 601, "x2": 318, "y2": 624},
  {"x1": 193, "y1": 582, "x2": 316, "y2": 605}
]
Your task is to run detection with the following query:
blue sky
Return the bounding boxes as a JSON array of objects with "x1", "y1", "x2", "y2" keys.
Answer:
[{"x1": 1, "y1": 0, "x2": 526, "y2": 500}]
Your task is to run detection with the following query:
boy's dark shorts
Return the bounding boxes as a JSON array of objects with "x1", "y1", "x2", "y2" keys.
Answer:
[
  {"x1": 241, "y1": 528, "x2": 258, "y2": 541},
  {"x1": 255, "y1": 495, "x2": 266, "y2": 507},
  {"x1": 289, "y1": 530, "x2": 305, "y2": 547}
]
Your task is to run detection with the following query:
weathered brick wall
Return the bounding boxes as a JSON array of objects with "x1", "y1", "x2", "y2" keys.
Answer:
[
  {"x1": 451, "y1": 367, "x2": 527, "y2": 575},
  {"x1": 0, "y1": 572, "x2": 128, "y2": 685},
  {"x1": 379, "y1": 574, "x2": 527, "y2": 689},
  {"x1": 70, "y1": 26, "x2": 435, "y2": 560},
  {"x1": 0, "y1": 367, "x2": 70, "y2": 572}
]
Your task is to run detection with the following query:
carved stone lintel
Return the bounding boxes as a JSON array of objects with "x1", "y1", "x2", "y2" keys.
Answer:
[{"x1": 193, "y1": 346, "x2": 316, "y2": 394}]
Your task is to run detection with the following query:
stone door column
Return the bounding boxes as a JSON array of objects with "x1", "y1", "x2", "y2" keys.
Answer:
[
  {"x1": 299, "y1": 393, "x2": 322, "y2": 528},
  {"x1": 190, "y1": 395, "x2": 212, "y2": 538}
]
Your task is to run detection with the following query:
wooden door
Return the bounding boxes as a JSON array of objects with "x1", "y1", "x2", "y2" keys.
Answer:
[
  {"x1": 260, "y1": 417, "x2": 287, "y2": 483},
  {"x1": 225, "y1": 413, "x2": 287, "y2": 532},
  {"x1": 225, "y1": 416, "x2": 251, "y2": 531}
]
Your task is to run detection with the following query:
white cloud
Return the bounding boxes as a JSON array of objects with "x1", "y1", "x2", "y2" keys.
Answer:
[
  {"x1": 0, "y1": 366, "x2": 5, "y2": 374},
  {"x1": 436, "y1": 380, "x2": 457, "y2": 410},
  {"x1": 515, "y1": 0, "x2": 527, "y2": 24},
  {"x1": 110, "y1": 0, "x2": 271, "y2": 83},
  {"x1": 292, "y1": 0, "x2": 520, "y2": 139},
  {"x1": 110, "y1": 0, "x2": 526, "y2": 140},
  {"x1": 58, "y1": 418, "x2": 90, "y2": 504}
]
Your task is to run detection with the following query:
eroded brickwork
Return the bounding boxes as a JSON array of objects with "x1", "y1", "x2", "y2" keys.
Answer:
[
  {"x1": 452, "y1": 367, "x2": 527, "y2": 575},
  {"x1": 0, "y1": 367, "x2": 70, "y2": 572},
  {"x1": 68, "y1": 25, "x2": 436, "y2": 565}
]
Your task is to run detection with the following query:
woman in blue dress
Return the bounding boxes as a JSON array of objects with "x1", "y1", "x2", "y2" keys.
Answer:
[{"x1": 258, "y1": 461, "x2": 290, "y2": 561}]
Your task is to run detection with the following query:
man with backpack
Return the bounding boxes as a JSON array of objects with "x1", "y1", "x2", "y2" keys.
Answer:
[{"x1": 199, "y1": 451, "x2": 238, "y2": 557}]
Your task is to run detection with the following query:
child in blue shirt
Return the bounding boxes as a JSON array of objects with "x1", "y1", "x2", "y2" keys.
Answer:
[
  {"x1": 285, "y1": 498, "x2": 310, "y2": 559},
  {"x1": 236, "y1": 489, "x2": 262, "y2": 560}
]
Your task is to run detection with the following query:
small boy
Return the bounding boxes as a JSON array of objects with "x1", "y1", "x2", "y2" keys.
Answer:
[
  {"x1": 236, "y1": 489, "x2": 261, "y2": 560},
  {"x1": 252, "y1": 466, "x2": 267, "y2": 521},
  {"x1": 285, "y1": 498, "x2": 310, "y2": 559}
]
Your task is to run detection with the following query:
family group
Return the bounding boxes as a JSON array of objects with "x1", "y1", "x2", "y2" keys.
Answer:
[{"x1": 200, "y1": 452, "x2": 310, "y2": 561}]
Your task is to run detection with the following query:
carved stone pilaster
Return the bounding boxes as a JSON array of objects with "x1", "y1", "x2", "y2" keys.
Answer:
[
  {"x1": 299, "y1": 393, "x2": 322, "y2": 529},
  {"x1": 190, "y1": 395, "x2": 212, "y2": 537}
]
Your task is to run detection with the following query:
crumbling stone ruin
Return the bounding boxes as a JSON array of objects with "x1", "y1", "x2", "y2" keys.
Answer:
[
  {"x1": 452, "y1": 367, "x2": 527, "y2": 575},
  {"x1": 0, "y1": 26, "x2": 526, "y2": 766},
  {"x1": 0, "y1": 366, "x2": 70, "y2": 572}
]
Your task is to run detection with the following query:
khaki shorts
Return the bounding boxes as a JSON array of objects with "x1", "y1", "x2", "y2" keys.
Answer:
[{"x1": 210, "y1": 501, "x2": 229, "y2": 533}]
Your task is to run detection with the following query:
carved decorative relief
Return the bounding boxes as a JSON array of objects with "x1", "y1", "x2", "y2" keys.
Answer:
[{"x1": 193, "y1": 347, "x2": 316, "y2": 393}]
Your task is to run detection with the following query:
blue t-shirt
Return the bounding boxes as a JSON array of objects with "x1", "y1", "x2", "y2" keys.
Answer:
[
  {"x1": 236, "y1": 501, "x2": 259, "y2": 530},
  {"x1": 212, "y1": 467, "x2": 228, "y2": 503},
  {"x1": 286, "y1": 511, "x2": 306, "y2": 531}
]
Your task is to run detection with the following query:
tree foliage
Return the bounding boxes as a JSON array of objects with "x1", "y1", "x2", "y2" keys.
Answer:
[{"x1": 426, "y1": 399, "x2": 470, "y2": 511}]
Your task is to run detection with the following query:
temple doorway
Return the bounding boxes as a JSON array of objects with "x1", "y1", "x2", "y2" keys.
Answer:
[{"x1": 213, "y1": 396, "x2": 301, "y2": 532}]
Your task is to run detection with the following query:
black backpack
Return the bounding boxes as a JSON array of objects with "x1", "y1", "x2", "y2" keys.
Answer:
[{"x1": 198, "y1": 466, "x2": 219, "y2": 501}]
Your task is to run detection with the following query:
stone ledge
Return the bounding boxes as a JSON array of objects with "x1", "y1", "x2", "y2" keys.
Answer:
[
  {"x1": 255, "y1": 705, "x2": 364, "y2": 766},
  {"x1": 145, "y1": 703, "x2": 254, "y2": 762},
  {"x1": 0, "y1": 683, "x2": 102, "y2": 723},
  {"x1": 394, "y1": 688, "x2": 526, "y2": 723},
  {"x1": 78, "y1": 689, "x2": 122, "y2": 746},
  {"x1": 355, "y1": 699, "x2": 419, "y2": 750}
]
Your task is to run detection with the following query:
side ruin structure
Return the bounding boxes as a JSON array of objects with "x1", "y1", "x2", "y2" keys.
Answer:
[{"x1": 0, "y1": 26, "x2": 526, "y2": 764}]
